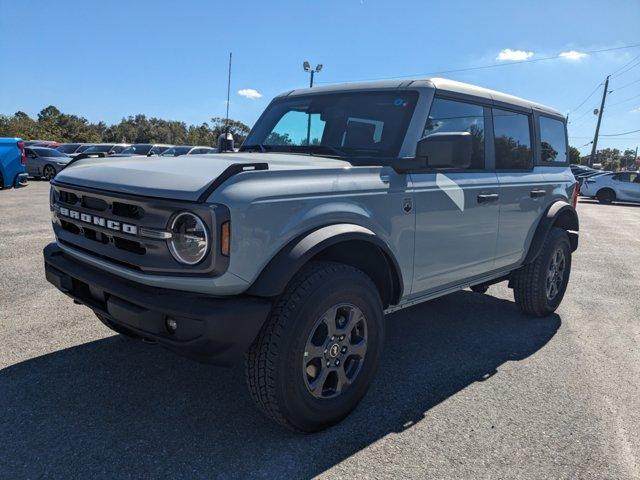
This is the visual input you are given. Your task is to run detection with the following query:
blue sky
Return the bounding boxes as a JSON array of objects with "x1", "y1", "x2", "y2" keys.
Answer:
[{"x1": 1, "y1": 0, "x2": 639, "y2": 154}]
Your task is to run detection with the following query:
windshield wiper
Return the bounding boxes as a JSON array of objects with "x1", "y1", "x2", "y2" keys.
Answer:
[
  {"x1": 240, "y1": 144, "x2": 267, "y2": 153},
  {"x1": 304, "y1": 145, "x2": 347, "y2": 157}
]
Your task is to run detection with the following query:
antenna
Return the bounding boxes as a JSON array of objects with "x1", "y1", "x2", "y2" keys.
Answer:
[{"x1": 225, "y1": 52, "x2": 232, "y2": 134}]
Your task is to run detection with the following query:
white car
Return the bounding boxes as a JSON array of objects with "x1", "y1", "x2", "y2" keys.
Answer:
[{"x1": 580, "y1": 171, "x2": 640, "y2": 204}]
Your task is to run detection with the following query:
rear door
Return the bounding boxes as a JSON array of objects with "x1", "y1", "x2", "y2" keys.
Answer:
[
  {"x1": 410, "y1": 97, "x2": 500, "y2": 294},
  {"x1": 613, "y1": 172, "x2": 640, "y2": 202},
  {"x1": 493, "y1": 107, "x2": 549, "y2": 269}
]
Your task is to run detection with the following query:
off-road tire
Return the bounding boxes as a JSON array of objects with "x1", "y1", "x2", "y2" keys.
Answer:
[
  {"x1": 245, "y1": 261, "x2": 384, "y2": 432},
  {"x1": 95, "y1": 312, "x2": 142, "y2": 339},
  {"x1": 596, "y1": 188, "x2": 615, "y2": 204},
  {"x1": 512, "y1": 227, "x2": 572, "y2": 317}
]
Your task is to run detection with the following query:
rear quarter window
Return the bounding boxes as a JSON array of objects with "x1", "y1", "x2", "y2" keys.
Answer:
[{"x1": 539, "y1": 116, "x2": 568, "y2": 164}]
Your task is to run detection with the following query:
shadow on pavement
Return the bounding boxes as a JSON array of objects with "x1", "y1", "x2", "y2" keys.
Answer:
[{"x1": 1, "y1": 290, "x2": 560, "y2": 479}]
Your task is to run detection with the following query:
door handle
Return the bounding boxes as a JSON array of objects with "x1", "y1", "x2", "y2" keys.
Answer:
[
  {"x1": 477, "y1": 193, "x2": 499, "y2": 203},
  {"x1": 530, "y1": 189, "x2": 546, "y2": 198}
]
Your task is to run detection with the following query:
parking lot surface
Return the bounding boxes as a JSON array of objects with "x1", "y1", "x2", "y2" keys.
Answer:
[{"x1": 1, "y1": 181, "x2": 639, "y2": 479}]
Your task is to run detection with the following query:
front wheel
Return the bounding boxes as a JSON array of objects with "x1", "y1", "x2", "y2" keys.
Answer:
[
  {"x1": 596, "y1": 188, "x2": 615, "y2": 204},
  {"x1": 512, "y1": 227, "x2": 572, "y2": 317},
  {"x1": 43, "y1": 165, "x2": 57, "y2": 181},
  {"x1": 246, "y1": 261, "x2": 384, "y2": 432}
]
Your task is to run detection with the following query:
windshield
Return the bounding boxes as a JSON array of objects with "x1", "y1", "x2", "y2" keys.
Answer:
[
  {"x1": 242, "y1": 91, "x2": 419, "y2": 161},
  {"x1": 121, "y1": 144, "x2": 153, "y2": 155},
  {"x1": 161, "y1": 146, "x2": 192, "y2": 156},
  {"x1": 84, "y1": 144, "x2": 113, "y2": 153},
  {"x1": 34, "y1": 148, "x2": 68, "y2": 158}
]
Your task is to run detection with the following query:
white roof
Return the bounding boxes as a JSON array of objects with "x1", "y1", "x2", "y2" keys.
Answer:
[{"x1": 283, "y1": 77, "x2": 563, "y2": 117}]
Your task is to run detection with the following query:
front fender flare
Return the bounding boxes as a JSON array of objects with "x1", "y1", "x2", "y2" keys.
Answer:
[{"x1": 246, "y1": 223, "x2": 403, "y2": 302}]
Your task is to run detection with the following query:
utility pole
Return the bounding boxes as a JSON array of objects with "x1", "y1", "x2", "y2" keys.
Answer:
[
  {"x1": 589, "y1": 75, "x2": 610, "y2": 167},
  {"x1": 303, "y1": 61, "x2": 323, "y2": 146}
]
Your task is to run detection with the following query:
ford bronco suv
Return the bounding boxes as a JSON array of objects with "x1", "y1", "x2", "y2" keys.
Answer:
[{"x1": 44, "y1": 78, "x2": 578, "y2": 432}]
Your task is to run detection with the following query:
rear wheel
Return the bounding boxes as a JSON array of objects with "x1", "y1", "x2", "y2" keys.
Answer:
[
  {"x1": 470, "y1": 284, "x2": 489, "y2": 294},
  {"x1": 43, "y1": 165, "x2": 56, "y2": 181},
  {"x1": 512, "y1": 227, "x2": 571, "y2": 317},
  {"x1": 596, "y1": 188, "x2": 615, "y2": 204},
  {"x1": 246, "y1": 261, "x2": 384, "y2": 432}
]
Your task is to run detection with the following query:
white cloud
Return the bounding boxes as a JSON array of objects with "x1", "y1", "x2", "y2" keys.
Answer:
[
  {"x1": 238, "y1": 88, "x2": 262, "y2": 99},
  {"x1": 496, "y1": 48, "x2": 534, "y2": 61},
  {"x1": 631, "y1": 107, "x2": 640, "y2": 113},
  {"x1": 559, "y1": 50, "x2": 587, "y2": 61}
]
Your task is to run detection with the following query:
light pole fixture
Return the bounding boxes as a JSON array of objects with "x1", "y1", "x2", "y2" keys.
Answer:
[{"x1": 303, "y1": 61, "x2": 323, "y2": 88}]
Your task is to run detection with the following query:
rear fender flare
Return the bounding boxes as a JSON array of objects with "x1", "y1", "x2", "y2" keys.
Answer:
[{"x1": 524, "y1": 201, "x2": 579, "y2": 264}]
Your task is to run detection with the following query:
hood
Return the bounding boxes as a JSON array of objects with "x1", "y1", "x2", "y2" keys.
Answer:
[{"x1": 53, "y1": 152, "x2": 351, "y2": 201}]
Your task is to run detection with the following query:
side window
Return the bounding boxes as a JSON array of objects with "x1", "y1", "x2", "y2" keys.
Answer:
[
  {"x1": 424, "y1": 98, "x2": 485, "y2": 168},
  {"x1": 613, "y1": 173, "x2": 630, "y2": 182},
  {"x1": 493, "y1": 108, "x2": 532, "y2": 169},
  {"x1": 539, "y1": 116, "x2": 567, "y2": 163}
]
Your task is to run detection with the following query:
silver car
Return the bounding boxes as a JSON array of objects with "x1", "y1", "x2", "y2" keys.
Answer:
[
  {"x1": 24, "y1": 147, "x2": 72, "y2": 180},
  {"x1": 580, "y1": 171, "x2": 640, "y2": 204}
]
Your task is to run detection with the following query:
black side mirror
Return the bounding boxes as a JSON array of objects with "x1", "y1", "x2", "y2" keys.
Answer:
[{"x1": 416, "y1": 132, "x2": 473, "y2": 169}]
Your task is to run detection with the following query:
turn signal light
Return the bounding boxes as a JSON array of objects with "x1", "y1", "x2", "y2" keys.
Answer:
[{"x1": 220, "y1": 221, "x2": 230, "y2": 257}]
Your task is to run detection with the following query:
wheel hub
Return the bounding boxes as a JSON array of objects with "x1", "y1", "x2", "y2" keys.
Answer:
[{"x1": 303, "y1": 303, "x2": 368, "y2": 399}]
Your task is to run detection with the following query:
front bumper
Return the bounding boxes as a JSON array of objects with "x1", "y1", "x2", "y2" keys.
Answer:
[{"x1": 43, "y1": 243, "x2": 272, "y2": 365}]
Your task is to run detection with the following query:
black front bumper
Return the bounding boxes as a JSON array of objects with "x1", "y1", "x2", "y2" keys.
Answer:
[{"x1": 43, "y1": 243, "x2": 272, "y2": 366}]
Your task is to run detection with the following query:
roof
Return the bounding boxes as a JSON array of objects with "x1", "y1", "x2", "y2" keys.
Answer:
[{"x1": 282, "y1": 77, "x2": 563, "y2": 117}]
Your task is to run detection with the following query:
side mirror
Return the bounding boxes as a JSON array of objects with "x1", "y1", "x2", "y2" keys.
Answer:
[{"x1": 416, "y1": 132, "x2": 473, "y2": 169}]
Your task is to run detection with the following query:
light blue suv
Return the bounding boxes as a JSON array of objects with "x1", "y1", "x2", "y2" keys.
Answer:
[{"x1": 44, "y1": 78, "x2": 579, "y2": 431}]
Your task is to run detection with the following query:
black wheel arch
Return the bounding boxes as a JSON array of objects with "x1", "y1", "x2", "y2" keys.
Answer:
[
  {"x1": 246, "y1": 224, "x2": 403, "y2": 308},
  {"x1": 524, "y1": 201, "x2": 579, "y2": 264}
]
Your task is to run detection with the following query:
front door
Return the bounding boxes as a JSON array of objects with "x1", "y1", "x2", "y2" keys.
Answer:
[{"x1": 410, "y1": 97, "x2": 499, "y2": 295}]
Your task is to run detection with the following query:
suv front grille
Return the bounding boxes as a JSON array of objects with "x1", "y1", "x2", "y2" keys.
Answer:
[{"x1": 50, "y1": 183, "x2": 226, "y2": 276}]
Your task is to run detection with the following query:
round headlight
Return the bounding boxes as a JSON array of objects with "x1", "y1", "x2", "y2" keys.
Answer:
[{"x1": 168, "y1": 212, "x2": 209, "y2": 265}]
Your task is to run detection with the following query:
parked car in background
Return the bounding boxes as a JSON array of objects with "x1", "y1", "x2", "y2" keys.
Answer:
[
  {"x1": 118, "y1": 144, "x2": 172, "y2": 156},
  {"x1": 580, "y1": 171, "x2": 640, "y2": 204},
  {"x1": 0, "y1": 137, "x2": 28, "y2": 189},
  {"x1": 82, "y1": 143, "x2": 130, "y2": 156},
  {"x1": 24, "y1": 147, "x2": 72, "y2": 180},
  {"x1": 56, "y1": 143, "x2": 87, "y2": 155},
  {"x1": 24, "y1": 140, "x2": 60, "y2": 148},
  {"x1": 160, "y1": 145, "x2": 217, "y2": 157}
]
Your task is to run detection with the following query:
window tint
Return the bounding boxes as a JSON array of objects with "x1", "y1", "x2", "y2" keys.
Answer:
[
  {"x1": 493, "y1": 109, "x2": 532, "y2": 169},
  {"x1": 265, "y1": 111, "x2": 326, "y2": 146},
  {"x1": 613, "y1": 172, "x2": 635, "y2": 182},
  {"x1": 424, "y1": 98, "x2": 485, "y2": 168},
  {"x1": 540, "y1": 116, "x2": 567, "y2": 163},
  {"x1": 244, "y1": 91, "x2": 419, "y2": 159}
]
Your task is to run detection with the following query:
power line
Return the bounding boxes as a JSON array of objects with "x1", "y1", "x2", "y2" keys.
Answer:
[
  {"x1": 568, "y1": 81, "x2": 603, "y2": 114},
  {"x1": 316, "y1": 43, "x2": 640, "y2": 84},
  {"x1": 600, "y1": 128, "x2": 640, "y2": 137},
  {"x1": 611, "y1": 53, "x2": 640, "y2": 77},
  {"x1": 612, "y1": 77, "x2": 640, "y2": 91},
  {"x1": 607, "y1": 92, "x2": 640, "y2": 107}
]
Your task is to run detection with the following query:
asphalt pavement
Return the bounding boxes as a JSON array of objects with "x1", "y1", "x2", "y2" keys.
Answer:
[{"x1": 1, "y1": 181, "x2": 638, "y2": 479}]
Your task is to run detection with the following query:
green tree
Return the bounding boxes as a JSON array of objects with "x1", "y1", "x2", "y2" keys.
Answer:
[{"x1": 568, "y1": 146, "x2": 581, "y2": 164}]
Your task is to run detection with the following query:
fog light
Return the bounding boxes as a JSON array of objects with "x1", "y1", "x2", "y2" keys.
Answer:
[{"x1": 166, "y1": 318, "x2": 178, "y2": 333}]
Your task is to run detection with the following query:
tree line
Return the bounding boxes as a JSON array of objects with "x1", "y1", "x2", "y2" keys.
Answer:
[{"x1": 0, "y1": 106, "x2": 251, "y2": 146}]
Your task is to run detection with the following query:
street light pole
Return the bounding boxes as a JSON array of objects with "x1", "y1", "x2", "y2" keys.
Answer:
[{"x1": 303, "y1": 61, "x2": 322, "y2": 146}]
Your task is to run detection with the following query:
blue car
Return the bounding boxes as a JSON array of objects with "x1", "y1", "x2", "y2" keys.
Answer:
[{"x1": 0, "y1": 137, "x2": 28, "y2": 189}]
